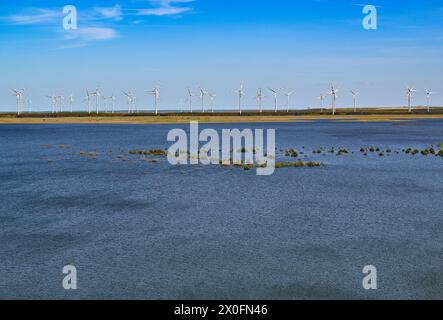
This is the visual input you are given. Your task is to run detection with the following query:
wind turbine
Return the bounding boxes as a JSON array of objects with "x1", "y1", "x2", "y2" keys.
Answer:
[
  {"x1": 131, "y1": 92, "x2": 136, "y2": 113},
  {"x1": 329, "y1": 84, "x2": 338, "y2": 115},
  {"x1": 13, "y1": 91, "x2": 21, "y2": 115},
  {"x1": 256, "y1": 88, "x2": 265, "y2": 113},
  {"x1": 11, "y1": 89, "x2": 25, "y2": 115},
  {"x1": 102, "y1": 96, "x2": 110, "y2": 113},
  {"x1": 110, "y1": 94, "x2": 116, "y2": 113},
  {"x1": 27, "y1": 97, "x2": 32, "y2": 113},
  {"x1": 318, "y1": 94, "x2": 326, "y2": 113},
  {"x1": 406, "y1": 87, "x2": 416, "y2": 113},
  {"x1": 208, "y1": 92, "x2": 216, "y2": 112},
  {"x1": 92, "y1": 88, "x2": 101, "y2": 114},
  {"x1": 284, "y1": 91, "x2": 294, "y2": 112},
  {"x1": 47, "y1": 95, "x2": 56, "y2": 113},
  {"x1": 187, "y1": 88, "x2": 194, "y2": 113},
  {"x1": 86, "y1": 89, "x2": 92, "y2": 114},
  {"x1": 236, "y1": 83, "x2": 245, "y2": 115},
  {"x1": 123, "y1": 91, "x2": 134, "y2": 113},
  {"x1": 268, "y1": 88, "x2": 280, "y2": 112},
  {"x1": 68, "y1": 94, "x2": 74, "y2": 112},
  {"x1": 425, "y1": 89, "x2": 433, "y2": 113},
  {"x1": 147, "y1": 87, "x2": 160, "y2": 115},
  {"x1": 199, "y1": 88, "x2": 207, "y2": 112},
  {"x1": 350, "y1": 90, "x2": 359, "y2": 113},
  {"x1": 57, "y1": 95, "x2": 64, "y2": 113}
]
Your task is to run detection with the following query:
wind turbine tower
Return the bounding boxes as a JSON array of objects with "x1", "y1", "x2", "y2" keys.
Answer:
[
  {"x1": 284, "y1": 91, "x2": 294, "y2": 112},
  {"x1": 236, "y1": 83, "x2": 245, "y2": 115},
  {"x1": 11, "y1": 89, "x2": 25, "y2": 115},
  {"x1": 199, "y1": 88, "x2": 207, "y2": 113},
  {"x1": 68, "y1": 94, "x2": 74, "y2": 112},
  {"x1": 123, "y1": 91, "x2": 136, "y2": 113},
  {"x1": 187, "y1": 88, "x2": 194, "y2": 113},
  {"x1": 93, "y1": 88, "x2": 101, "y2": 114},
  {"x1": 268, "y1": 88, "x2": 280, "y2": 112},
  {"x1": 208, "y1": 92, "x2": 216, "y2": 112},
  {"x1": 256, "y1": 88, "x2": 265, "y2": 113},
  {"x1": 351, "y1": 90, "x2": 359, "y2": 113},
  {"x1": 406, "y1": 87, "x2": 416, "y2": 113},
  {"x1": 329, "y1": 84, "x2": 338, "y2": 115},
  {"x1": 103, "y1": 96, "x2": 109, "y2": 113},
  {"x1": 318, "y1": 94, "x2": 326, "y2": 113},
  {"x1": 57, "y1": 96, "x2": 64, "y2": 113},
  {"x1": 425, "y1": 89, "x2": 433, "y2": 113},
  {"x1": 147, "y1": 87, "x2": 160, "y2": 115},
  {"x1": 47, "y1": 95, "x2": 56, "y2": 113},
  {"x1": 86, "y1": 89, "x2": 92, "y2": 114},
  {"x1": 27, "y1": 97, "x2": 32, "y2": 113},
  {"x1": 111, "y1": 95, "x2": 116, "y2": 113}
]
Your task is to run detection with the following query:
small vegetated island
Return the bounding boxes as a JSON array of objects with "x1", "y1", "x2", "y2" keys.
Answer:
[{"x1": 47, "y1": 142, "x2": 443, "y2": 173}]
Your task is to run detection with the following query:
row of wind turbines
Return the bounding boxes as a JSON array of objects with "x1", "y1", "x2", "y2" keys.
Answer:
[{"x1": 10, "y1": 85, "x2": 435, "y2": 115}]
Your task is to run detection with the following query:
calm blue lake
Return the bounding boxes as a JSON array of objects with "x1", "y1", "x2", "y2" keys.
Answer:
[{"x1": 0, "y1": 120, "x2": 442, "y2": 299}]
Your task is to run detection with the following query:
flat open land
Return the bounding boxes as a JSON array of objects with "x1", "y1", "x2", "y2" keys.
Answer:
[{"x1": 1, "y1": 110, "x2": 443, "y2": 124}]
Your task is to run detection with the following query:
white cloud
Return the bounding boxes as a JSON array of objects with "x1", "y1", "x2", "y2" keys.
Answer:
[
  {"x1": 3, "y1": 8, "x2": 60, "y2": 25},
  {"x1": 65, "y1": 27, "x2": 119, "y2": 41},
  {"x1": 95, "y1": 5, "x2": 123, "y2": 21},
  {"x1": 137, "y1": 7, "x2": 191, "y2": 16},
  {"x1": 137, "y1": 0, "x2": 195, "y2": 16}
]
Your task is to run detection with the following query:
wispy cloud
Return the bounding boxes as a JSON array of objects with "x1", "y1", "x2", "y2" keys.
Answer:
[
  {"x1": 95, "y1": 5, "x2": 123, "y2": 21},
  {"x1": 2, "y1": 5, "x2": 124, "y2": 26},
  {"x1": 137, "y1": 0, "x2": 195, "y2": 16},
  {"x1": 1, "y1": 6, "x2": 121, "y2": 48},
  {"x1": 1, "y1": 2, "x2": 197, "y2": 48},
  {"x1": 59, "y1": 27, "x2": 119, "y2": 49},
  {"x1": 65, "y1": 27, "x2": 119, "y2": 41},
  {"x1": 3, "y1": 8, "x2": 60, "y2": 25}
]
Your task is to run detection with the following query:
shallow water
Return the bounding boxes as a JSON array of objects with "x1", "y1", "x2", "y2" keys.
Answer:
[{"x1": 0, "y1": 121, "x2": 442, "y2": 299}]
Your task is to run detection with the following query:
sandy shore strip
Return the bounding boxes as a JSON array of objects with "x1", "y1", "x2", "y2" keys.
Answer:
[{"x1": 1, "y1": 113, "x2": 443, "y2": 124}]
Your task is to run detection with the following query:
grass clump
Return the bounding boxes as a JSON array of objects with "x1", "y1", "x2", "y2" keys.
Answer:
[
  {"x1": 285, "y1": 148, "x2": 298, "y2": 158},
  {"x1": 306, "y1": 161, "x2": 322, "y2": 167},
  {"x1": 275, "y1": 161, "x2": 322, "y2": 169},
  {"x1": 129, "y1": 149, "x2": 167, "y2": 156},
  {"x1": 421, "y1": 148, "x2": 436, "y2": 156}
]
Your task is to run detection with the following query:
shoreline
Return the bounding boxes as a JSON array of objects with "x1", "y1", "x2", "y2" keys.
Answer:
[{"x1": 1, "y1": 113, "x2": 443, "y2": 124}]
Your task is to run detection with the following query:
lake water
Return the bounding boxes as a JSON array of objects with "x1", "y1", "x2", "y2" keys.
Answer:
[{"x1": 0, "y1": 120, "x2": 442, "y2": 299}]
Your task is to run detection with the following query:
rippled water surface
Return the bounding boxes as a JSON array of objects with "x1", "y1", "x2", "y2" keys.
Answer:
[{"x1": 0, "y1": 121, "x2": 442, "y2": 299}]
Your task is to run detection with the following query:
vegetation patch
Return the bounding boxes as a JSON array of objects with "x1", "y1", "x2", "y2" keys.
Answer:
[
  {"x1": 285, "y1": 148, "x2": 298, "y2": 158},
  {"x1": 275, "y1": 161, "x2": 323, "y2": 168},
  {"x1": 129, "y1": 149, "x2": 167, "y2": 156}
]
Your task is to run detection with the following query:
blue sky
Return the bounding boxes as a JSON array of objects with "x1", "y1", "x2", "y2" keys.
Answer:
[{"x1": 1, "y1": 0, "x2": 442, "y2": 111}]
